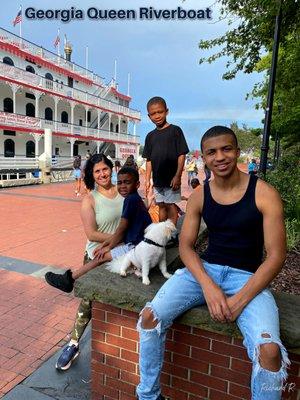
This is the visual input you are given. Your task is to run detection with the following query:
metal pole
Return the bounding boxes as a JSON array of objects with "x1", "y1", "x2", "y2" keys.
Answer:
[
  {"x1": 127, "y1": 73, "x2": 130, "y2": 96},
  {"x1": 85, "y1": 46, "x2": 89, "y2": 74},
  {"x1": 114, "y1": 60, "x2": 117, "y2": 88},
  {"x1": 259, "y1": 1, "x2": 282, "y2": 175},
  {"x1": 273, "y1": 130, "x2": 279, "y2": 164},
  {"x1": 275, "y1": 135, "x2": 280, "y2": 164}
]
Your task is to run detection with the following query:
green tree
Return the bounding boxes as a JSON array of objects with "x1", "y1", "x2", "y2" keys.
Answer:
[
  {"x1": 249, "y1": 33, "x2": 300, "y2": 147},
  {"x1": 199, "y1": 0, "x2": 300, "y2": 147},
  {"x1": 230, "y1": 122, "x2": 262, "y2": 155},
  {"x1": 199, "y1": 1, "x2": 299, "y2": 80}
]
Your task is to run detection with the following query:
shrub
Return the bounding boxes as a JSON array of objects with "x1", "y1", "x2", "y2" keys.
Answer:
[
  {"x1": 285, "y1": 218, "x2": 300, "y2": 251},
  {"x1": 265, "y1": 146, "x2": 300, "y2": 221}
]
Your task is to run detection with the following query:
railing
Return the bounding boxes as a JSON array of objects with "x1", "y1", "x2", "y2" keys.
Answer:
[
  {"x1": 0, "y1": 111, "x2": 140, "y2": 144},
  {"x1": 0, "y1": 156, "x2": 38, "y2": 169},
  {"x1": 0, "y1": 62, "x2": 140, "y2": 121},
  {"x1": 0, "y1": 27, "x2": 103, "y2": 85},
  {"x1": 52, "y1": 157, "x2": 73, "y2": 169}
]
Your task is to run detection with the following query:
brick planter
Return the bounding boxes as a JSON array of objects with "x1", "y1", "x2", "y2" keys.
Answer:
[
  {"x1": 91, "y1": 302, "x2": 300, "y2": 400},
  {"x1": 74, "y1": 245, "x2": 300, "y2": 400}
]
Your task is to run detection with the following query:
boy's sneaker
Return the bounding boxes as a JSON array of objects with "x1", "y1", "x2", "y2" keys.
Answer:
[
  {"x1": 45, "y1": 269, "x2": 74, "y2": 293},
  {"x1": 137, "y1": 396, "x2": 165, "y2": 400},
  {"x1": 56, "y1": 344, "x2": 79, "y2": 370}
]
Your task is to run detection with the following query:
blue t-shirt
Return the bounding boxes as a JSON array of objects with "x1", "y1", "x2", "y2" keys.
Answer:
[
  {"x1": 248, "y1": 162, "x2": 257, "y2": 173},
  {"x1": 122, "y1": 191, "x2": 152, "y2": 245}
]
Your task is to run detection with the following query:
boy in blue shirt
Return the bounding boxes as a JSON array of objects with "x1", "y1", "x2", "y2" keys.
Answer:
[{"x1": 45, "y1": 167, "x2": 152, "y2": 292}]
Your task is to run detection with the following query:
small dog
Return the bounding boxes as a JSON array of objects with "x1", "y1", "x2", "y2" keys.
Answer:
[{"x1": 106, "y1": 219, "x2": 177, "y2": 285}]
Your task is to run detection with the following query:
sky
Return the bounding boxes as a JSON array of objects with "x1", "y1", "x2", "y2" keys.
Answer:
[{"x1": 3, "y1": 0, "x2": 265, "y2": 150}]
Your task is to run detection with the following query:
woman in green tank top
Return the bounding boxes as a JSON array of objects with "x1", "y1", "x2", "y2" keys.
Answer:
[
  {"x1": 82, "y1": 155, "x2": 123, "y2": 260},
  {"x1": 54, "y1": 154, "x2": 123, "y2": 371}
]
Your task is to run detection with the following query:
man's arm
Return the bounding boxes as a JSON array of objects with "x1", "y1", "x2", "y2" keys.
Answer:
[
  {"x1": 227, "y1": 181, "x2": 286, "y2": 321},
  {"x1": 170, "y1": 154, "x2": 185, "y2": 190},
  {"x1": 179, "y1": 189, "x2": 232, "y2": 322},
  {"x1": 80, "y1": 195, "x2": 112, "y2": 243},
  {"x1": 145, "y1": 160, "x2": 152, "y2": 194}
]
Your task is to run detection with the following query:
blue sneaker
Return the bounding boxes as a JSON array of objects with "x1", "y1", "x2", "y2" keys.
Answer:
[{"x1": 55, "y1": 344, "x2": 79, "y2": 370}]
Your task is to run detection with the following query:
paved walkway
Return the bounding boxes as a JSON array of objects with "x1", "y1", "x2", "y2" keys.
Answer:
[
  {"x1": 0, "y1": 182, "x2": 87, "y2": 398},
  {"x1": 0, "y1": 167, "x2": 247, "y2": 398},
  {"x1": 0, "y1": 173, "x2": 195, "y2": 398}
]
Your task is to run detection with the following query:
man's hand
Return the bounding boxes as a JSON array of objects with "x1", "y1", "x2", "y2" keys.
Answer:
[
  {"x1": 170, "y1": 174, "x2": 181, "y2": 191},
  {"x1": 226, "y1": 294, "x2": 246, "y2": 322},
  {"x1": 201, "y1": 279, "x2": 232, "y2": 323}
]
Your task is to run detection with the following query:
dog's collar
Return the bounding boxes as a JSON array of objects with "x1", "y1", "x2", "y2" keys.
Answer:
[{"x1": 143, "y1": 238, "x2": 164, "y2": 248}]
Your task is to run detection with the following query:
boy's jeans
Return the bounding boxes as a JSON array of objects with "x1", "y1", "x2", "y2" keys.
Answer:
[{"x1": 136, "y1": 262, "x2": 289, "y2": 400}]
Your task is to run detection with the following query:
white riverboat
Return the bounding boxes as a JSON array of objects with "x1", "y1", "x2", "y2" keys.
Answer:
[{"x1": 0, "y1": 27, "x2": 141, "y2": 184}]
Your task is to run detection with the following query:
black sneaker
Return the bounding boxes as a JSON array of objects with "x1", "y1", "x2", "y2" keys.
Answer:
[
  {"x1": 56, "y1": 344, "x2": 79, "y2": 370},
  {"x1": 45, "y1": 269, "x2": 74, "y2": 293}
]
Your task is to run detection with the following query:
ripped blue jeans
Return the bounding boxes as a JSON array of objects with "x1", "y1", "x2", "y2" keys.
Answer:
[{"x1": 136, "y1": 263, "x2": 289, "y2": 400}]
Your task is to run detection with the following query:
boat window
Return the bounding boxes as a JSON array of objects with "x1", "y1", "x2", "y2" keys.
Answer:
[
  {"x1": 26, "y1": 65, "x2": 35, "y2": 74},
  {"x1": 3, "y1": 98, "x2": 13, "y2": 113},
  {"x1": 3, "y1": 130, "x2": 16, "y2": 136},
  {"x1": 87, "y1": 111, "x2": 91, "y2": 123},
  {"x1": 26, "y1": 141, "x2": 35, "y2": 158},
  {"x1": 45, "y1": 73, "x2": 53, "y2": 81},
  {"x1": 73, "y1": 143, "x2": 79, "y2": 156},
  {"x1": 26, "y1": 103, "x2": 35, "y2": 117},
  {"x1": 45, "y1": 107, "x2": 53, "y2": 121},
  {"x1": 61, "y1": 111, "x2": 69, "y2": 123},
  {"x1": 3, "y1": 57, "x2": 14, "y2": 66},
  {"x1": 4, "y1": 139, "x2": 15, "y2": 157}
]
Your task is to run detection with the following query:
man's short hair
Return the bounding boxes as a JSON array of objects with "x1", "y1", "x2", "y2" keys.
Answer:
[
  {"x1": 201, "y1": 126, "x2": 238, "y2": 151},
  {"x1": 118, "y1": 166, "x2": 139, "y2": 182},
  {"x1": 147, "y1": 96, "x2": 167, "y2": 111}
]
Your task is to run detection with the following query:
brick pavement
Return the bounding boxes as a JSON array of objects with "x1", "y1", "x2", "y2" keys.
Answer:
[
  {"x1": 0, "y1": 182, "x2": 85, "y2": 397},
  {"x1": 0, "y1": 165, "x2": 247, "y2": 397}
]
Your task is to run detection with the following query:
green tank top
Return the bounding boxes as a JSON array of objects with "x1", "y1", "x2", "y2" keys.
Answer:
[{"x1": 86, "y1": 189, "x2": 123, "y2": 259}]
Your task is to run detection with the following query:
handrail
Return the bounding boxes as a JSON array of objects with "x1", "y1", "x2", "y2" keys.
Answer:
[
  {"x1": 0, "y1": 156, "x2": 38, "y2": 169},
  {"x1": 0, "y1": 62, "x2": 141, "y2": 120},
  {"x1": 0, "y1": 27, "x2": 103, "y2": 85},
  {"x1": 0, "y1": 111, "x2": 140, "y2": 144}
]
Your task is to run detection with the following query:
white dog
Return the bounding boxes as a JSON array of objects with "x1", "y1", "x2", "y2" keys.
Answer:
[{"x1": 106, "y1": 219, "x2": 177, "y2": 285}]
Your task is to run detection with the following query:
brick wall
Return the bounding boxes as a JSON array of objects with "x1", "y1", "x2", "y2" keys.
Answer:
[{"x1": 91, "y1": 302, "x2": 300, "y2": 400}]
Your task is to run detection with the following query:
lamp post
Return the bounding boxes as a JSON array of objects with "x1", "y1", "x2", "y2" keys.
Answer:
[
  {"x1": 259, "y1": 1, "x2": 283, "y2": 176},
  {"x1": 273, "y1": 103, "x2": 282, "y2": 165}
]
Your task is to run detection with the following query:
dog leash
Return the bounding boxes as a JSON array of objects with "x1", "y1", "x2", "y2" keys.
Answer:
[{"x1": 143, "y1": 238, "x2": 164, "y2": 248}]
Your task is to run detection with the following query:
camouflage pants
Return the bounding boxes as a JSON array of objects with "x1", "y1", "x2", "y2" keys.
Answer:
[{"x1": 70, "y1": 252, "x2": 92, "y2": 342}]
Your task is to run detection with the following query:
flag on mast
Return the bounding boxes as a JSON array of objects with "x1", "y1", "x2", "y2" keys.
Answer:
[
  {"x1": 13, "y1": 7, "x2": 22, "y2": 26},
  {"x1": 54, "y1": 29, "x2": 60, "y2": 48}
]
